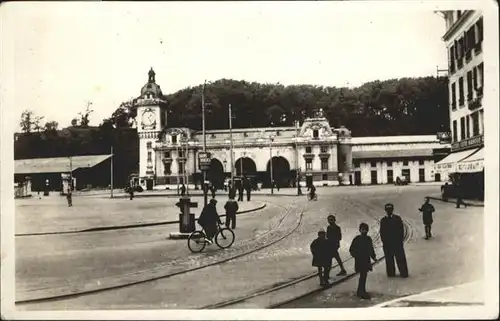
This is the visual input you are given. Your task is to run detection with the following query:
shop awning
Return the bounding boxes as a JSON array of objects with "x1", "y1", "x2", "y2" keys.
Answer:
[
  {"x1": 352, "y1": 148, "x2": 434, "y2": 159},
  {"x1": 15, "y1": 155, "x2": 112, "y2": 175},
  {"x1": 456, "y1": 147, "x2": 484, "y2": 173},
  {"x1": 434, "y1": 149, "x2": 478, "y2": 173}
]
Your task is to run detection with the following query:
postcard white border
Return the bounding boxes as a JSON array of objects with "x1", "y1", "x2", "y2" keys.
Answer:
[{"x1": 1, "y1": 0, "x2": 498, "y2": 320}]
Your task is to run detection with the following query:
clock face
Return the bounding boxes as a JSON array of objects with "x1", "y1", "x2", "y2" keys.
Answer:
[{"x1": 142, "y1": 110, "x2": 156, "y2": 127}]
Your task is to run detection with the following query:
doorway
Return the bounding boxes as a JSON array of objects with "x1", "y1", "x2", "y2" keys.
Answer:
[
  {"x1": 354, "y1": 171, "x2": 361, "y2": 185},
  {"x1": 370, "y1": 170, "x2": 378, "y2": 185}
]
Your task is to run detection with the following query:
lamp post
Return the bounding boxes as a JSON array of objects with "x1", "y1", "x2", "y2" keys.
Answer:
[
  {"x1": 269, "y1": 136, "x2": 274, "y2": 194},
  {"x1": 110, "y1": 146, "x2": 114, "y2": 198},
  {"x1": 295, "y1": 120, "x2": 300, "y2": 195},
  {"x1": 201, "y1": 80, "x2": 209, "y2": 206},
  {"x1": 229, "y1": 103, "x2": 235, "y2": 185}
]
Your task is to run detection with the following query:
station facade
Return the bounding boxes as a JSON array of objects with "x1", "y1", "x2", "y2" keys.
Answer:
[{"x1": 136, "y1": 69, "x2": 449, "y2": 189}]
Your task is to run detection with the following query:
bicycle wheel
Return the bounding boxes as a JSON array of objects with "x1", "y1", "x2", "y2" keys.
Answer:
[
  {"x1": 188, "y1": 231, "x2": 207, "y2": 253},
  {"x1": 215, "y1": 228, "x2": 235, "y2": 249}
]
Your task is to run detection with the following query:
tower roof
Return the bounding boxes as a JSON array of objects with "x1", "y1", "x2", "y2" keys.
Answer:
[{"x1": 140, "y1": 67, "x2": 163, "y2": 99}]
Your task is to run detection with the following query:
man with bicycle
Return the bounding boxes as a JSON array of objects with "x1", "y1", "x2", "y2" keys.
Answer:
[
  {"x1": 198, "y1": 198, "x2": 222, "y2": 244},
  {"x1": 307, "y1": 183, "x2": 317, "y2": 201}
]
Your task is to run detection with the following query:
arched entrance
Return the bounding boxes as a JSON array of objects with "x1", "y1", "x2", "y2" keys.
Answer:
[
  {"x1": 266, "y1": 156, "x2": 292, "y2": 188},
  {"x1": 235, "y1": 157, "x2": 257, "y2": 177},
  {"x1": 207, "y1": 158, "x2": 224, "y2": 189}
]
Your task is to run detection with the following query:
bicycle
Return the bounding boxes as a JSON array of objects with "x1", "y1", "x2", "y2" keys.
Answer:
[
  {"x1": 308, "y1": 192, "x2": 318, "y2": 201},
  {"x1": 187, "y1": 223, "x2": 235, "y2": 253}
]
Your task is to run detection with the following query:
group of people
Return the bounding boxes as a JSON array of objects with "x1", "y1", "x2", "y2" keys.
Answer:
[{"x1": 311, "y1": 200, "x2": 435, "y2": 300}]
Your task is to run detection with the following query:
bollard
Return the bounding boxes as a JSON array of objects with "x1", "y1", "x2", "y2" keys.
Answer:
[{"x1": 175, "y1": 196, "x2": 197, "y2": 233}]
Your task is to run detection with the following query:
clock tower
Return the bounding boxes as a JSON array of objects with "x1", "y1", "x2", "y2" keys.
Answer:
[{"x1": 136, "y1": 67, "x2": 168, "y2": 184}]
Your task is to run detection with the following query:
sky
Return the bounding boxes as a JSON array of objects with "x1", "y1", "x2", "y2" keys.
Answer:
[{"x1": 3, "y1": 1, "x2": 451, "y2": 130}]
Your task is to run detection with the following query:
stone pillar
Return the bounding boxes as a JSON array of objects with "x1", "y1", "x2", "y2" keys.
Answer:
[{"x1": 337, "y1": 126, "x2": 353, "y2": 185}]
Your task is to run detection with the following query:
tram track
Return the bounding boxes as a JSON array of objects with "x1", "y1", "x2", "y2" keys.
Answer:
[
  {"x1": 202, "y1": 199, "x2": 415, "y2": 309},
  {"x1": 15, "y1": 198, "x2": 307, "y2": 305}
]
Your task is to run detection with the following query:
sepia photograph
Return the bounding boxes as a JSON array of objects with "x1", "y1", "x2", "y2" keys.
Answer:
[{"x1": 1, "y1": 1, "x2": 498, "y2": 320}]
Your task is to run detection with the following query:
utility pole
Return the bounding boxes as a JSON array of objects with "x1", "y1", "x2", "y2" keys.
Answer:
[
  {"x1": 69, "y1": 155, "x2": 73, "y2": 193},
  {"x1": 185, "y1": 139, "x2": 189, "y2": 196},
  {"x1": 269, "y1": 136, "x2": 274, "y2": 194},
  {"x1": 110, "y1": 146, "x2": 114, "y2": 198},
  {"x1": 229, "y1": 104, "x2": 234, "y2": 185},
  {"x1": 202, "y1": 80, "x2": 208, "y2": 206},
  {"x1": 295, "y1": 120, "x2": 300, "y2": 196}
]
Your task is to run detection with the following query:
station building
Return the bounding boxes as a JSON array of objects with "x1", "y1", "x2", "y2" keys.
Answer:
[
  {"x1": 136, "y1": 69, "x2": 450, "y2": 190},
  {"x1": 435, "y1": 10, "x2": 484, "y2": 199}
]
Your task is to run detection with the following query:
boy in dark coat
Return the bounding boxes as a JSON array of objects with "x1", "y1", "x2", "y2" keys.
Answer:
[
  {"x1": 349, "y1": 223, "x2": 377, "y2": 299},
  {"x1": 224, "y1": 197, "x2": 239, "y2": 229},
  {"x1": 326, "y1": 215, "x2": 347, "y2": 276},
  {"x1": 419, "y1": 197, "x2": 435, "y2": 239},
  {"x1": 310, "y1": 229, "x2": 332, "y2": 286}
]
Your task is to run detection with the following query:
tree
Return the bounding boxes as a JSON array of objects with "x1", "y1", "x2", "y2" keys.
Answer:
[
  {"x1": 19, "y1": 110, "x2": 34, "y2": 133},
  {"x1": 44, "y1": 121, "x2": 59, "y2": 131},
  {"x1": 78, "y1": 101, "x2": 94, "y2": 127}
]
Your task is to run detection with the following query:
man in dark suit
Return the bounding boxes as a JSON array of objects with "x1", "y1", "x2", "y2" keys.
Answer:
[{"x1": 379, "y1": 203, "x2": 408, "y2": 278}]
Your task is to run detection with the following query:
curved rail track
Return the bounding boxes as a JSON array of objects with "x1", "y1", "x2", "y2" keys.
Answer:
[{"x1": 15, "y1": 199, "x2": 306, "y2": 305}]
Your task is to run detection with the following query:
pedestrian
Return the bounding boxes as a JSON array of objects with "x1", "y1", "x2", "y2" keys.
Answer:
[
  {"x1": 129, "y1": 184, "x2": 134, "y2": 200},
  {"x1": 211, "y1": 184, "x2": 216, "y2": 199},
  {"x1": 276, "y1": 181, "x2": 280, "y2": 192},
  {"x1": 455, "y1": 180, "x2": 467, "y2": 208},
  {"x1": 66, "y1": 188, "x2": 73, "y2": 207},
  {"x1": 326, "y1": 215, "x2": 347, "y2": 276},
  {"x1": 237, "y1": 181, "x2": 244, "y2": 202},
  {"x1": 310, "y1": 229, "x2": 332, "y2": 286},
  {"x1": 419, "y1": 197, "x2": 435, "y2": 239},
  {"x1": 224, "y1": 196, "x2": 239, "y2": 229},
  {"x1": 379, "y1": 203, "x2": 409, "y2": 278},
  {"x1": 349, "y1": 222, "x2": 377, "y2": 300},
  {"x1": 180, "y1": 184, "x2": 186, "y2": 197},
  {"x1": 198, "y1": 198, "x2": 222, "y2": 244},
  {"x1": 244, "y1": 176, "x2": 251, "y2": 201}
]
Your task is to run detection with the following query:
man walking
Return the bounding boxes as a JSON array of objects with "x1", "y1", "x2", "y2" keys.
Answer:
[
  {"x1": 419, "y1": 197, "x2": 435, "y2": 239},
  {"x1": 455, "y1": 180, "x2": 467, "y2": 208},
  {"x1": 326, "y1": 215, "x2": 347, "y2": 276},
  {"x1": 237, "y1": 180, "x2": 244, "y2": 202},
  {"x1": 380, "y1": 203, "x2": 408, "y2": 278},
  {"x1": 243, "y1": 176, "x2": 252, "y2": 201}
]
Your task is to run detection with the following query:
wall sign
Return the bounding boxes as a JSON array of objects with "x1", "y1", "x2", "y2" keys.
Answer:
[
  {"x1": 451, "y1": 134, "x2": 484, "y2": 152},
  {"x1": 198, "y1": 152, "x2": 211, "y2": 171}
]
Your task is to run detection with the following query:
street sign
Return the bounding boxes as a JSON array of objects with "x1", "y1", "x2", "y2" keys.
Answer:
[{"x1": 198, "y1": 152, "x2": 211, "y2": 171}]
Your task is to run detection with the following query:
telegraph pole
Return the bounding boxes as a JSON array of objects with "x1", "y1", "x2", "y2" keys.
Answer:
[
  {"x1": 229, "y1": 104, "x2": 234, "y2": 185},
  {"x1": 110, "y1": 146, "x2": 114, "y2": 198},
  {"x1": 202, "y1": 80, "x2": 208, "y2": 206},
  {"x1": 269, "y1": 136, "x2": 274, "y2": 194},
  {"x1": 295, "y1": 120, "x2": 300, "y2": 195}
]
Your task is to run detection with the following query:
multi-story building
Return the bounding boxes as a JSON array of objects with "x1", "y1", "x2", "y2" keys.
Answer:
[
  {"x1": 135, "y1": 69, "x2": 449, "y2": 190},
  {"x1": 435, "y1": 10, "x2": 484, "y2": 199}
]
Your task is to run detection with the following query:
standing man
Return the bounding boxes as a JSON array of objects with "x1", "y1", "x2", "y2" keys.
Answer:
[
  {"x1": 66, "y1": 187, "x2": 73, "y2": 207},
  {"x1": 224, "y1": 196, "x2": 239, "y2": 229},
  {"x1": 180, "y1": 183, "x2": 186, "y2": 197},
  {"x1": 326, "y1": 215, "x2": 347, "y2": 276},
  {"x1": 128, "y1": 183, "x2": 134, "y2": 200},
  {"x1": 419, "y1": 197, "x2": 435, "y2": 240},
  {"x1": 244, "y1": 176, "x2": 252, "y2": 201},
  {"x1": 210, "y1": 184, "x2": 216, "y2": 199},
  {"x1": 237, "y1": 180, "x2": 244, "y2": 202},
  {"x1": 379, "y1": 203, "x2": 408, "y2": 278},
  {"x1": 455, "y1": 179, "x2": 467, "y2": 208}
]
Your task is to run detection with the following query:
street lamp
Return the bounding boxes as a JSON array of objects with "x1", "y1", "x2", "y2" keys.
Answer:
[
  {"x1": 229, "y1": 103, "x2": 235, "y2": 186},
  {"x1": 269, "y1": 135, "x2": 274, "y2": 194}
]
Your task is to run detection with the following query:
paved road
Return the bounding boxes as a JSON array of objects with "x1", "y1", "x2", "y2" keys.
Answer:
[
  {"x1": 16, "y1": 185, "x2": 484, "y2": 310},
  {"x1": 280, "y1": 192, "x2": 484, "y2": 308}
]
